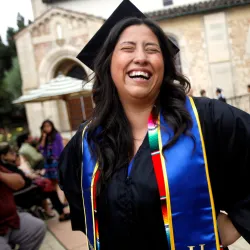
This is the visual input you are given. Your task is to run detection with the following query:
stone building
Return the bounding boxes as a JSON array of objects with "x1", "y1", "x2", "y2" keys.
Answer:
[{"x1": 15, "y1": 0, "x2": 250, "y2": 136}]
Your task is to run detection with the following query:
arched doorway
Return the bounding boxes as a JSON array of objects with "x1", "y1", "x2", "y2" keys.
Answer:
[
  {"x1": 53, "y1": 59, "x2": 88, "y2": 80},
  {"x1": 54, "y1": 59, "x2": 93, "y2": 131}
]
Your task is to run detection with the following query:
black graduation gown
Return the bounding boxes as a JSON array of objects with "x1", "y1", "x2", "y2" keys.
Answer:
[{"x1": 58, "y1": 97, "x2": 250, "y2": 250}]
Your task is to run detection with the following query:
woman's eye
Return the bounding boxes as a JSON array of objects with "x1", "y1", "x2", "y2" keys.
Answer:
[
  {"x1": 121, "y1": 47, "x2": 134, "y2": 51},
  {"x1": 146, "y1": 48, "x2": 160, "y2": 53}
]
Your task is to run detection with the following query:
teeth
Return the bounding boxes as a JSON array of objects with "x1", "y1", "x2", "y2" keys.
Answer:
[{"x1": 129, "y1": 71, "x2": 149, "y2": 78}]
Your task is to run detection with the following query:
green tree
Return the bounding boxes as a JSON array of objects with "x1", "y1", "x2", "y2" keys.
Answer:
[
  {"x1": 0, "y1": 38, "x2": 12, "y2": 79},
  {"x1": 4, "y1": 57, "x2": 22, "y2": 100},
  {"x1": 0, "y1": 13, "x2": 28, "y2": 129},
  {"x1": 6, "y1": 27, "x2": 17, "y2": 57},
  {"x1": 17, "y1": 13, "x2": 26, "y2": 31}
]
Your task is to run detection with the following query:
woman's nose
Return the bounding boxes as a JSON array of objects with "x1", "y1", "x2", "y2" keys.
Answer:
[{"x1": 133, "y1": 49, "x2": 148, "y2": 65}]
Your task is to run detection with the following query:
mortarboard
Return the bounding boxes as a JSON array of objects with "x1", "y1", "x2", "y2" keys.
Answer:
[{"x1": 77, "y1": 0, "x2": 179, "y2": 71}]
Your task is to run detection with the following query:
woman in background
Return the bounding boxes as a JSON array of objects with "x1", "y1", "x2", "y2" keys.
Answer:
[
  {"x1": 39, "y1": 120, "x2": 69, "y2": 218},
  {"x1": 39, "y1": 120, "x2": 64, "y2": 182}
]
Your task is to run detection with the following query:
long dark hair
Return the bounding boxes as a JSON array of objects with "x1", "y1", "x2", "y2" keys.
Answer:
[
  {"x1": 40, "y1": 119, "x2": 58, "y2": 146},
  {"x1": 87, "y1": 17, "x2": 193, "y2": 193}
]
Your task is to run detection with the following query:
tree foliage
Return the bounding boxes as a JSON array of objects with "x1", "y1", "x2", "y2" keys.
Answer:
[
  {"x1": 0, "y1": 39, "x2": 12, "y2": 79},
  {"x1": 4, "y1": 57, "x2": 22, "y2": 100},
  {"x1": 0, "y1": 13, "x2": 28, "y2": 128}
]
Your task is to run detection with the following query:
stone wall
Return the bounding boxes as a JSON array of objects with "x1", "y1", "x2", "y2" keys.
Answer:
[
  {"x1": 31, "y1": 0, "x2": 49, "y2": 19},
  {"x1": 16, "y1": 32, "x2": 39, "y2": 91},
  {"x1": 227, "y1": 6, "x2": 250, "y2": 96},
  {"x1": 159, "y1": 14, "x2": 212, "y2": 97},
  {"x1": 158, "y1": 5, "x2": 250, "y2": 100}
]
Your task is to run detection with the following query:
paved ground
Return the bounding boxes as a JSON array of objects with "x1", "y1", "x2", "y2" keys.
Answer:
[
  {"x1": 46, "y1": 217, "x2": 88, "y2": 250},
  {"x1": 41, "y1": 220, "x2": 250, "y2": 250},
  {"x1": 40, "y1": 231, "x2": 65, "y2": 250},
  {"x1": 39, "y1": 188, "x2": 88, "y2": 250},
  {"x1": 39, "y1": 189, "x2": 250, "y2": 250}
]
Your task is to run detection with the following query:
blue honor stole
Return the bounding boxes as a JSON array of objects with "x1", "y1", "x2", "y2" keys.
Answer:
[{"x1": 81, "y1": 97, "x2": 221, "y2": 250}]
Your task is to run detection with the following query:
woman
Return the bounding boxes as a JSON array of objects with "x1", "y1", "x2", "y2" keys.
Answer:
[
  {"x1": 39, "y1": 120, "x2": 70, "y2": 220},
  {"x1": 59, "y1": 1, "x2": 250, "y2": 250},
  {"x1": 39, "y1": 120, "x2": 64, "y2": 181}
]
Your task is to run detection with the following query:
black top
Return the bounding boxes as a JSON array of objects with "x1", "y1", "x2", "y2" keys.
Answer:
[{"x1": 59, "y1": 97, "x2": 250, "y2": 250}]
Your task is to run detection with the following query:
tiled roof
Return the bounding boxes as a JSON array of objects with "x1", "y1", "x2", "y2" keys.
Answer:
[{"x1": 147, "y1": 0, "x2": 250, "y2": 20}]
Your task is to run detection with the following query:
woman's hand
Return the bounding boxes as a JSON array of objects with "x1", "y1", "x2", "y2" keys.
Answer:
[
  {"x1": 40, "y1": 132, "x2": 47, "y2": 148},
  {"x1": 218, "y1": 212, "x2": 241, "y2": 247}
]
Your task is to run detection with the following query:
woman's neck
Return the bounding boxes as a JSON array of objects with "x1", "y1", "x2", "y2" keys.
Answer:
[{"x1": 122, "y1": 100, "x2": 154, "y2": 140}]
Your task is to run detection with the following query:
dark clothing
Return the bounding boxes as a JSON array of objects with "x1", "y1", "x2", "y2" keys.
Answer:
[
  {"x1": 59, "y1": 97, "x2": 250, "y2": 250},
  {"x1": 218, "y1": 95, "x2": 227, "y2": 103},
  {"x1": 14, "y1": 186, "x2": 64, "y2": 215},
  {"x1": 0, "y1": 161, "x2": 64, "y2": 215},
  {"x1": 0, "y1": 166, "x2": 20, "y2": 236}
]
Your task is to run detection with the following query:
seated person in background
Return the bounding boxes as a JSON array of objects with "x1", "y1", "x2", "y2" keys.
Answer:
[
  {"x1": 17, "y1": 133, "x2": 44, "y2": 171},
  {"x1": 0, "y1": 142, "x2": 46, "y2": 250},
  {"x1": 1, "y1": 142, "x2": 70, "y2": 222}
]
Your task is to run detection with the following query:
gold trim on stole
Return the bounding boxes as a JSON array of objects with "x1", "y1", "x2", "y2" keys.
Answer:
[
  {"x1": 189, "y1": 97, "x2": 220, "y2": 249},
  {"x1": 81, "y1": 125, "x2": 95, "y2": 250},
  {"x1": 158, "y1": 115, "x2": 176, "y2": 250}
]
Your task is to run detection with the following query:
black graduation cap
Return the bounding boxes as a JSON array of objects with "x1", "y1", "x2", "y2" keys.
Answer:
[{"x1": 77, "y1": 0, "x2": 179, "y2": 71}]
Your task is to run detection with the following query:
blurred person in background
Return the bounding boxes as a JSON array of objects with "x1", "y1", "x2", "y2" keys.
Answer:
[
  {"x1": 0, "y1": 142, "x2": 46, "y2": 250},
  {"x1": 39, "y1": 120, "x2": 63, "y2": 185},
  {"x1": 17, "y1": 132, "x2": 44, "y2": 172},
  {"x1": 247, "y1": 84, "x2": 250, "y2": 93},
  {"x1": 200, "y1": 89, "x2": 206, "y2": 97},
  {"x1": 216, "y1": 88, "x2": 227, "y2": 103},
  {"x1": 39, "y1": 120, "x2": 69, "y2": 208},
  {"x1": 2, "y1": 141, "x2": 70, "y2": 221}
]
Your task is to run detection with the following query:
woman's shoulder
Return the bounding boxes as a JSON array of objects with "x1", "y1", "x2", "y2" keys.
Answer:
[
  {"x1": 55, "y1": 132, "x2": 63, "y2": 139},
  {"x1": 193, "y1": 96, "x2": 249, "y2": 122},
  {"x1": 60, "y1": 122, "x2": 88, "y2": 156},
  {"x1": 192, "y1": 96, "x2": 219, "y2": 110}
]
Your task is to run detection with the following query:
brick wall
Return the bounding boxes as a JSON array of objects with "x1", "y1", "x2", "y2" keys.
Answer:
[{"x1": 67, "y1": 96, "x2": 93, "y2": 131}]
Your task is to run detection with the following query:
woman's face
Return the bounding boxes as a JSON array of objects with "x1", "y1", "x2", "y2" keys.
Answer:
[
  {"x1": 111, "y1": 24, "x2": 164, "y2": 102},
  {"x1": 43, "y1": 122, "x2": 52, "y2": 134}
]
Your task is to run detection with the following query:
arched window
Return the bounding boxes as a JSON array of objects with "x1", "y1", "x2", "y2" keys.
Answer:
[
  {"x1": 54, "y1": 59, "x2": 88, "y2": 81},
  {"x1": 56, "y1": 23, "x2": 63, "y2": 40}
]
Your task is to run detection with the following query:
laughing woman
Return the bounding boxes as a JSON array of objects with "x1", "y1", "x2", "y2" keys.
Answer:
[{"x1": 59, "y1": 1, "x2": 250, "y2": 250}]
